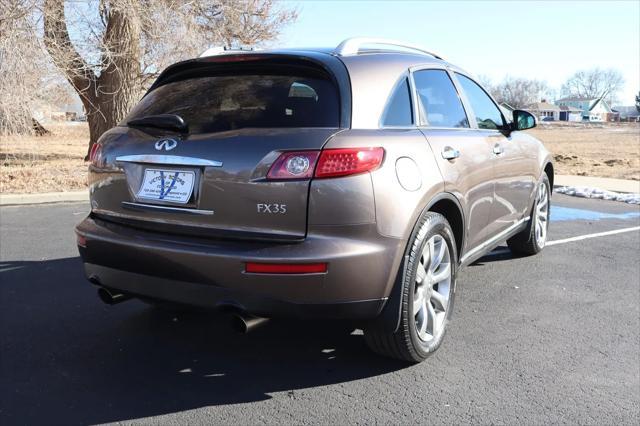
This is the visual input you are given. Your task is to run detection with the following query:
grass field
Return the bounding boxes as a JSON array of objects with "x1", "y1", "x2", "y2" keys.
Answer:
[
  {"x1": 1, "y1": 123, "x2": 88, "y2": 194},
  {"x1": 1, "y1": 121, "x2": 639, "y2": 193},
  {"x1": 527, "y1": 122, "x2": 640, "y2": 181}
]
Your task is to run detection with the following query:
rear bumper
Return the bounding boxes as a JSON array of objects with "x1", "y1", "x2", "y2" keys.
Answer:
[{"x1": 76, "y1": 215, "x2": 404, "y2": 319}]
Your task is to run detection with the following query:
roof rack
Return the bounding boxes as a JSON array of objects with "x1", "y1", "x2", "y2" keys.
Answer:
[{"x1": 334, "y1": 37, "x2": 444, "y2": 60}]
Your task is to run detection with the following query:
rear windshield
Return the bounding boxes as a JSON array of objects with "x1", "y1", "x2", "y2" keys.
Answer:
[{"x1": 124, "y1": 74, "x2": 340, "y2": 133}]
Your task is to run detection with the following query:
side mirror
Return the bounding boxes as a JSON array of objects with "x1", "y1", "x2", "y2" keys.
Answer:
[{"x1": 512, "y1": 110, "x2": 537, "y2": 131}]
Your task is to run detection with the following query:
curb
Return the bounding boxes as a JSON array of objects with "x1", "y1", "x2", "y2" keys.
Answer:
[{"x1": 0, "y1": 191, "x2": 88, "y2": 206}]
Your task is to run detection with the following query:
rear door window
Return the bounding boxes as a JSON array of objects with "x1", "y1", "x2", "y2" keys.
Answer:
[
  {"x1": 125, "y1": 75, "x2": 340, "y2": 133},
  {"x1": 413, "y1": 70, "x2": 469, "y2": 128},
  {"x1": 455, "y1": 73, "x2": 505, "y2": 130}
]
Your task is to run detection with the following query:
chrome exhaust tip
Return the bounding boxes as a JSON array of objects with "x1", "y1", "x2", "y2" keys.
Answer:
[
  {"x1": 97, "y1": 287, "x2": 132, "y2": 305},
  {"x1": 230, "y1": 312, "x2": 269, "y2": 333}
]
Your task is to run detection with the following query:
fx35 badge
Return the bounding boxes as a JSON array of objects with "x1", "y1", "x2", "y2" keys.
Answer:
[{"x1": 257, "y1": 203, "x2": 287, "y2": 214}]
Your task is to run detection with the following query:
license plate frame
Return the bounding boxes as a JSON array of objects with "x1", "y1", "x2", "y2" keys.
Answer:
[{"x1": 136, "y1": 168, "x2": 196, "y2": 205}]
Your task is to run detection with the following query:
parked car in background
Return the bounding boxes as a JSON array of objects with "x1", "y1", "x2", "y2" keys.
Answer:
[{"x1": 76, "y1": 38, "x2": 553, "y2": 362}]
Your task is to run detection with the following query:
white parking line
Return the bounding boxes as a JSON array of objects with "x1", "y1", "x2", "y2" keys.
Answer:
[
  {"x1": 485, "y1": 226, "x2": 640, "y2": 257},
  {"x1": 546, "y1": 226, "x2": 640, "y2": 246}
]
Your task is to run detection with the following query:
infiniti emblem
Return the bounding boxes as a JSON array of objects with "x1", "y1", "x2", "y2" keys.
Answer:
[{"x1": 155, "y1": 138, "x2": 178, "y2": 151}]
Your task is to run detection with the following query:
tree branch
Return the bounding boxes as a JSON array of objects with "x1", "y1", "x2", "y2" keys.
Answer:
[{"x1": 43, "y1": 0, "x2": 96, "y2": 98}]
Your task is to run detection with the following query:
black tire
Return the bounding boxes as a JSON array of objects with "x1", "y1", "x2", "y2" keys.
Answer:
[
  {"x1": 364, "y1": 212, "x2": 457, "y2": 363},
  {"x1": 507, "y1": 174, "x2": 551, "y2": 255}
]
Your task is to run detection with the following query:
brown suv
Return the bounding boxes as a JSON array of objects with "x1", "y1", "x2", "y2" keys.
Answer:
[{"x1": 76, "y1": 38, "x2": 553, "y2": 362}]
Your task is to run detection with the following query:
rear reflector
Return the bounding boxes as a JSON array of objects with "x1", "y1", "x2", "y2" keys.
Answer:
[
  {"x1": 245, "y1": 262, "x2": 328, "y2": 274},
  {"x1": 77, "y1": 234, "x2": 87, "y2": 248},
  {"x1": 315, "y1": 147, "x2": 384, "y2": 178}
]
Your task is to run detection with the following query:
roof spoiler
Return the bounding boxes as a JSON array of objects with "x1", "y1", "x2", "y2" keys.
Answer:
[{"x1": 199, "y1": 46, "x2": 260, "y2": 58}]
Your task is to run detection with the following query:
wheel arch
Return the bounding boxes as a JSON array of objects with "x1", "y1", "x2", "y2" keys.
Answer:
[
  {"x1": 368, "y1": 191, "x2": 465, "y2": 334},
  {"x1": 544, "y1": 161, "x2": 554, "y2": 189},
  {"x1": 426, "y1": 193, "x2": 465, "y2": 259}
]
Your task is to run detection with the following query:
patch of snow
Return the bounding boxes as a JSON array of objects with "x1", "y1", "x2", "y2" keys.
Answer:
[{"x1": 555, "y1": 186, "x2": 640, "y2": 205}]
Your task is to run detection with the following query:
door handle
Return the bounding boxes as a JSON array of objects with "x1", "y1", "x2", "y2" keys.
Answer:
[
  {"x1": 441, "y1": 146, "x2": 460, "y2": 160},
  {"x1": 493, "y1": 144, "x2": 504, "y2": 155}
]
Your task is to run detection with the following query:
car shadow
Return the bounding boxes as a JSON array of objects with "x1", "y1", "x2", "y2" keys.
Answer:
[
  {"x1": 0, "y1": 257, "x2": 408, "y2": 424},
  {"x1": 470, "y1": 246, "x2": 520, "y2": 266}
]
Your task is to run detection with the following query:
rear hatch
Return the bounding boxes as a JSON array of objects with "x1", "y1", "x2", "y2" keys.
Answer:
[{"x1": 90, "y1": 54, "x2": 348, "y2": 240}]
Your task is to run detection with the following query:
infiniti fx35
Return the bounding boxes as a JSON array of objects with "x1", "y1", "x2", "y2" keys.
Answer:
[{"x1": 76, "y1": 38, "x2": 553, "y2": 362}]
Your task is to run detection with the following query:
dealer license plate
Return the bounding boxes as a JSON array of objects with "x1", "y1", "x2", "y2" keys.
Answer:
[{"x1": 136, "y1": 169, "x2": 195, "y2": 204}]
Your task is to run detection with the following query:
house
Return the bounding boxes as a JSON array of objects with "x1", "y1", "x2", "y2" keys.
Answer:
[
  {"x1": 612, "y1": 105, "x2": 640, "y2": 122},
  {"x1": 554, "y1": 96, "x2": 616, "y2": 122},
  {"x1": 558, "y1": 105, "x2": 583, "y2": 122},
  {"x1": 527, "y1": 101, "x2": 560, "y2": 121}
]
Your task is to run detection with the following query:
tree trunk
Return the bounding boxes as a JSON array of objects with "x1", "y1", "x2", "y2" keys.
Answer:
[{"x1": 43, "y1": 0, "x2": 142, "y2": 159}]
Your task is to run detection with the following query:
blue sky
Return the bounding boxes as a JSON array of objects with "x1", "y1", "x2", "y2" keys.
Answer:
[{"x1": 279, "y1": 0, "x2": 640, "y2": 104}]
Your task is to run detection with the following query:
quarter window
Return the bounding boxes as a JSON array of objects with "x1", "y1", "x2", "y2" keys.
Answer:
[
  {"x1": 455, "y1": 74, "x2": 505, "y2": 130},
  {"x1": 382, "y1": 78, "x2": 413, "y2": 126},
  {"x1": 413, "y1": 70, "x2": 469, "y2": 128}
]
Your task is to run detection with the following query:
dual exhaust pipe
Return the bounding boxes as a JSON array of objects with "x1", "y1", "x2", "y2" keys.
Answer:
[
  {"x1": 97, "y1": 286, "x2": 132, "y2": 305},
  {"x1": 95, "y1": 285, "x2": 267, "y2": 333}
]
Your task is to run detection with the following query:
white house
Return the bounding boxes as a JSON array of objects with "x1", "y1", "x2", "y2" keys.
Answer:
[
  {"x1": 554, "y1": 97, "x2": 615, "y2": 122},
  {"x1": 527, "y1": 101, "x2": 560, "y2": 121},
  {"x1": 558, "y1": 105, "x2": 583, "y2": 122}
]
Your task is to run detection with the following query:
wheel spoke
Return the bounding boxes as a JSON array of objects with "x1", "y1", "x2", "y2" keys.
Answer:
[
  {"x1": 426, "y1": 302, "x2": 437, "y2": 336},
  {"x1": 430, "y1": 240, "x2": 445, "y2": 272},
  {"x1": 431, "y1": 262, "x2": 451, "y2": 285},
  {"x1": 417, "y1": 306, "x2": 427, "y2": 338},
  {"x1": 426, "y1": 238, "x2": 436, "y2": 271},
  {"x1": 431, "y1": 290, "x2": 447, "y2": 312}
]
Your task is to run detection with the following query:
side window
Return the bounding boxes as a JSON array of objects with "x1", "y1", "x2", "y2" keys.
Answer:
[
  {"x1": 455, "y1": 74, "x2": 505, "y2": 130},
  {"x1": 382, "y1": 78, "x2": 413, "y2": 126},
  {"x1": 413, "y1": 70, "x2": 469, "y2": 128}
]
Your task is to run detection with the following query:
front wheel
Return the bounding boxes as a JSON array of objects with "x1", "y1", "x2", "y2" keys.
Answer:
[
  {"x1": 364, "y1": 212, "x2": 457, "y2": 363},
  {"x1": 508, "y1": 174, "x2": 551, "y2": 255}
]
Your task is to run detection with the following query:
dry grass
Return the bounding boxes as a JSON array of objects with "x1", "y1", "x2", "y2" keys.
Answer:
[
  {"x1": 527, "y1": 122, "x2": 640, "y2": 181},
  {"x1": 0, "y1": 122, "x2": 88, "y2": 193},
  {"x1": 1, "y1": 121, "x2": 639, "y2": 194}
]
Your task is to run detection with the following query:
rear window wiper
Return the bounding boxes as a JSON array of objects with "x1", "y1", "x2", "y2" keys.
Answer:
[{"x1": 127, "y1": 114, "x2": 188, "y2": 133}]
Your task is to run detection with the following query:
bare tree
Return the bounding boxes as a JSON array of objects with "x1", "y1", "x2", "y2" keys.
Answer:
[
  {"x1": 0, "y1": 0, "x2": 48, "y2": 135},
  {"x1": 561, "y1": 68, "x2": 624, "y2": 104},
  {"x1": 41, "y1": 0, "x2": 297, "y2": 156},
  {"x1": 489, "y1": 76, "x2": 550, "y2": 109},
  {"x1": 635, "y1": 91, "x2": 639, "y2": 114}
]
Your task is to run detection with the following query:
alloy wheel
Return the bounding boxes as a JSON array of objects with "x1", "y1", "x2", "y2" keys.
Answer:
[
  {"x1": 413, "y1": 234, "x2": 452, "y2": 342},
  {"x1": 535, "y1": 182, "x2": 549, "y2": 247}
]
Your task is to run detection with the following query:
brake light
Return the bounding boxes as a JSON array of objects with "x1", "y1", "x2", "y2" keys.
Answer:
[
  {"x1": 315, "y1": 147, "x2": 384, "y2": 178},
  {"x1": 267, "y1": 151, "x2": 319, "y2": 179},
  {"x1": 266, "y1": 147, "x2": 385, "y2": 180},
  {"x1": 89, "y1": 143, "x2": 103, "y2": 167},
  {"x1": 245, "y1": 262, "x2": 328, "y2": 274}
]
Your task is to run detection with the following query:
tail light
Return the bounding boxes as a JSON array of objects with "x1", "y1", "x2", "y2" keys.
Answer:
[
  {"x1": 315, "y1": 147, "x2": 384, "y2": 178},
  {"x1": 267, "y1": 151, "x2": 319, "y2": 179},
  {"x1": 89, "y1": 143, "x2": 104, "y2": 167},
  {"x1": 266, "y1": 147, "x2": 384, "y2": 180}
]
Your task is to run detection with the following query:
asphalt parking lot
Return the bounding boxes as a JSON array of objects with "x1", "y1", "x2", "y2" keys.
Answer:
[{"x1": 1, "y1": 194, "x2": 638, "y2": 425}]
